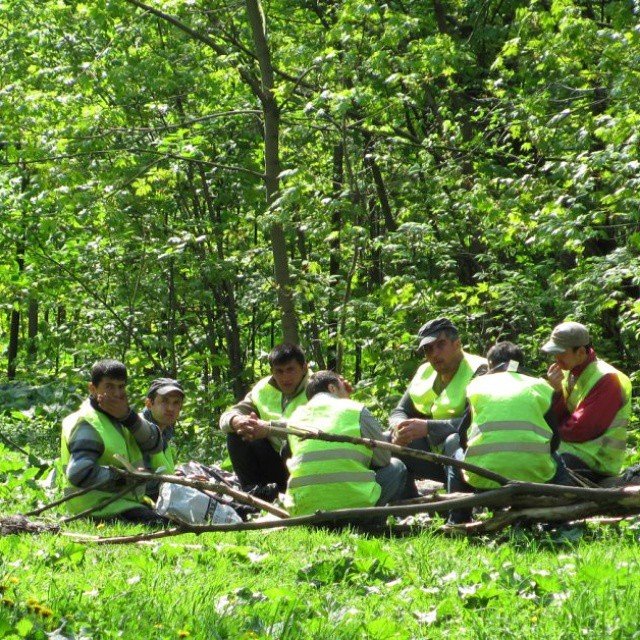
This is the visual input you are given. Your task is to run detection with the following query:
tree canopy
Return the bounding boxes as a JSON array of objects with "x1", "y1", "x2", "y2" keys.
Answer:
[{"x1": 1, "y1": 0, "x2": 639, "y2": 427}]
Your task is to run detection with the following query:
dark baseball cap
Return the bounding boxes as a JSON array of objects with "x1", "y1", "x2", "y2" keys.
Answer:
[
  {"x1": 417, "y1": 317, "x2": 458, "y2": 349},
  {"x1": 541, "y1": 322, "x2": 591, "y2": 354},
  {"x1": 146, "y1": 378, "x2": 184, "y2": 398}
]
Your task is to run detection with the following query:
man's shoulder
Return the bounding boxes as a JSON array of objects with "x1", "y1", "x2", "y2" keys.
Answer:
[
  {"x1": 462, "y1": 352, "x2": 488, "y2": 371},
  {"x1": 62, "y1": 399, "x2": 95, "y2": 430},
  {"x1": 410, "y1": 361, "x2": 433, "y2": 381},
  {"x1": 139, "y1": 409, "x2": 159, "y2": 428},
  {"x1": 251, "y1": 374, "x2": 278, "y2": 395}
]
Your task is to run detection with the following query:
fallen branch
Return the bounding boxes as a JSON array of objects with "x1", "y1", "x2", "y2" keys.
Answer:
[
  {"x1": 57, "y1": 476, "x2": 640, "y2": 543},
  {"x1": 59, "y1": 482, "x2": 147, "y2": 524},
  {"x1": 24, "y1": 478, "x2": 112, "y2": 517},
  {"x1": 267, "y1": 422, "x2": 510, "y2": 486},
  {"x1": 0, "y1": 515, "x2": 60, "y2": 536},
  {"x1": 109, "y1": 466, "x2": 289, "y2": 519}
]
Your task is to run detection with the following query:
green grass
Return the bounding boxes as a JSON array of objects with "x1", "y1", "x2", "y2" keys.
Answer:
[
  {"x1": 2, "y1": 517, "x2": 640, "y2": 639},
  {"x1": 3, "y1": 432, "x2": 640, "y2": 640}
]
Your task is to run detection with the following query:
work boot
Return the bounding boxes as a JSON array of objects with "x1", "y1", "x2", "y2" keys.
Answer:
[
  {"x1": 248, "y1": 483, "x2": 280, "y2": 503},
  {"x1": 446, "y1": 508, "x2": 472, "y2": 525}
]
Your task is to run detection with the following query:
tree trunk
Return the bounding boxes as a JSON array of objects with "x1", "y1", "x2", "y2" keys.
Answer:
[
  {"x1": 197, "y1": 166, "x2": 246, "y2": 399},
  {"x1": 8, "y1": 234, "x2": 26, "y2": 379},
  {"x1": 7, "y1": 309, "x2": 19, "y2": 380},
  {"x1": 27, "y1": 297, "x2": 38, "y2": 359},
  {"x1": 245, "y1": 0, "x2": 299, "y2": 345},
  {"x1": 327, "y1": 143, "x2": 344, "y2": 371}
]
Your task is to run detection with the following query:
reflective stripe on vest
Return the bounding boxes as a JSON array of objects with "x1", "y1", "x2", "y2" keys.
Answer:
[
  {"x1": 285, "y1": 395, "x2": 380, "y2": 515},
  {"x1": 289, "y1": 448, "x2": 372, "y2": 467},
  {"x1": 463, "y1": 372, "x2": 556, "y2": 489},
  {"x1": 60, "y1": 399, "x2": 146, "y2": 516},
  {"x1": 252, "y1": 375, "x2": 308, "y2": 450},
  {"x1": 558, "y1": 359, "x2": 631, "y2": 476},
  {"x1": 408, "y1": 352, "x2": 487, "y2": 419},
  {"x1": 288, "y1": 471, "x2": 377, "y2": 489}
]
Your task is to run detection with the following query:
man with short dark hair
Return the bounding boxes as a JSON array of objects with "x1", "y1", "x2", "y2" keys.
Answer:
[
  {"x1": 390, "y1": 317, "x2": 487, "y2": 486},
  {"x1": 284, "y1": 370, "x2": 406, "y2": 515},
  {"x1": 60, "y1": 359, "x2": 166, "y2": 524},
  {"x1": 143, "y1": 378, "x2": 185, "y2": 475},
  {"x1": 542, "y1": 321, "x2": 632, "y2": 481},
  {"x1": 219, "y1": 343, "x2": 309, "y2": 497},
  {"x1": 445, "y1": 341, "x2": 571, "y2": 523}
]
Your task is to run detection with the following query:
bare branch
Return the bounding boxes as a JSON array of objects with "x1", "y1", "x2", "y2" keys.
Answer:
[
  {"x1": 267, "y1": 422, "x2": 511, "y2": 486},
  {"x1": 109, "y1": 466, "x2": 289, "y2": 519}
]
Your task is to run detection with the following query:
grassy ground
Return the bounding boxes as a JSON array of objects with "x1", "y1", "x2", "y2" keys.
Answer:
[
  {"x1": 2, "y1": 422, "x2": 640, "y2": 640},
  {"x1": 2, "y1": 515, "x2": 640, "y2": 639}
]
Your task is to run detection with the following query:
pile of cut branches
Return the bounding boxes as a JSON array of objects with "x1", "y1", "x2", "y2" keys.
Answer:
[{"x1": 10, "y1": 423, "x2": 640, "y2": 544}]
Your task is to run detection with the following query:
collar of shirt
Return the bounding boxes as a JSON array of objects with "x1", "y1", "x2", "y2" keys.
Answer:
[
  {"x1": 570, "y1": 347, "x2": 597, "y2": 379},
  {"x1": 313, "y1": 391, "x2": 339, "y2": 402},
  {"x1": 142, "y1": 407, "x2": 174, "y2": 442}
]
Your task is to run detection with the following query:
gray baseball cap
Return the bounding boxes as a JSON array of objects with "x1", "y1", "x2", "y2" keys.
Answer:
[
  {"x1": 541, "y1": 322, "x2": 591, "y2": 354},
  {"x1": 147, "y1": 377, "x2": 184, "y2": 398},
  {"x1": 417, "y1": 317, "x2": 458, "y2": 350}
]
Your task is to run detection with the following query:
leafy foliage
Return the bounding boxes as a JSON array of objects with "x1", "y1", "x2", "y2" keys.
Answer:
[{"x1": 0, "y1": 0, "x2": 638, "y2": 440}]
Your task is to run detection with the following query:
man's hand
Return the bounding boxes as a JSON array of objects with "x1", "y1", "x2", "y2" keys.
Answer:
[
  {"x1": 392, "y1": 419, "x2": 429, "y2": 447},
  {"x1": 547, "y1": 363, "x2": 564, "y2": 393},
  {"x1": 97, "y1": 393, "x2": 130, "y2": 421},
  {"x1": 231, "y1": 412, "x2": 270, "y2": 442}
]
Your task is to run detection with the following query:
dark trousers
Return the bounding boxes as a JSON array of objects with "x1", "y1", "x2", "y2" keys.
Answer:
[
  {"x1": 446, "y1": 452, "x2": 577, "y2": 524},
  {"x1": 226, "y1": 432, "x2": 289, "y2": 492},
  {"x1": 395, "y1": 436, "x2": 447, "y2": 497},
  {"x1": 560, "y1": 452, "x2": 609, "y2": 484}
]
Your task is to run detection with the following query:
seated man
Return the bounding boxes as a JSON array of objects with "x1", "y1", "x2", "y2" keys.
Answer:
[
  {"x1": 143, "y1": 377, "x2": 185, "y2": 475},
  {"x1": 390, "y1": 317, "x2": 486, "y2": 486},
  {"x1": 542, "y1": 321, "x2": 632, "y2": 482},
  {"x1": 142, "y1": 378, "x2": 185, "y2": 500},
  {"x1": 446, "y1": 341, "x2": 571, "y2": 523},
  {"x1": 284, "y1": 370, "x2": 407, "y2": 516},
  {"x1": 219, "y1": 343, "x2": 309, "y2": 498},
  {"x1": 142, "y1": 378, "x2": 244, "y2": 524},
  {"x1": 60, "y1": 359, "x2": 167, "y2": 524}
]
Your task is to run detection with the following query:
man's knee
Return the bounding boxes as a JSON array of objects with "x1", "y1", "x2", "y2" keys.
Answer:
[
  {"x1": 376, "y1": 457, "x2": 408, "y2": 504},
  {"x1": 389, "y1": 457, "x2": 407, "y2": 482},
  {"x1": 443, "y1": 433, "x2": 461, "y2": 458}
]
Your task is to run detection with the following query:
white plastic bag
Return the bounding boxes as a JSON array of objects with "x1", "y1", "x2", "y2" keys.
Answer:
[
  {"x1": 156, "y1": 482, "x2": 212, "y2": 524},
  {"x1": 156, "y1": 482, "x2": 241, "y2": 525},
  {"x1": 209, "y1": 501, "x2": 242, "y2": 524}
]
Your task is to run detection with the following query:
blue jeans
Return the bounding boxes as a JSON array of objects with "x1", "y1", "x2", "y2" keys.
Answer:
[{"x1": 375, "y1": 458, "x2": 408, "y2": 505}]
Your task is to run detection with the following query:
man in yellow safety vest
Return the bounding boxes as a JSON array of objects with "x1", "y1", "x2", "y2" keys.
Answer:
[
  {"x1": 285, "y1": 370, "x2": 406, "y2": 516},
  {"x1": 60, "y1": 359, "x2": 166, "y2": 523},
  {"x1": 390, "y1": 317, "x2": 486, "y2": 491},
  {"x1": 219, "y1": 343, "x2": 309, "y2": 500},
  {"x1": 445, "y1": 341, "x2": 573, "y2": 524},
  {"x1": 542, "y1": 321, "x2": 632, "y2": 482}
]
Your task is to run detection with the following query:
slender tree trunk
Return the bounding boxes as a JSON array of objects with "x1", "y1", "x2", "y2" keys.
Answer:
[
  {"x1": 27, "y1": 298, "x2": 38, "y2": 359},
  {"x1": 55, "y1": 305, "x2": 66, "y2": 375},
  {"x1": 327, "y1": 143, "x2": 344, "y2": 371},
  {"x1": 245, "y1": 0, "x2": 299, "y2": 345},
  {"x1": 294, "y1": 225, "x2": 326, "y2": 369},
  {"x1": 167, "y1": 257, "x2": 177, "y2": 377},
  {"x1": 197, "y1": 167, "x2": 246, "y2": 398},
  {"x1": 363, "y1": 133, "x2": 397, "y2": 233},
  {"x1": 8, "y1": 236, "x2": 25, "y2": 379},
  {"x1": 7, "y1": 309, "x2": 19, "y2": 380}
]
